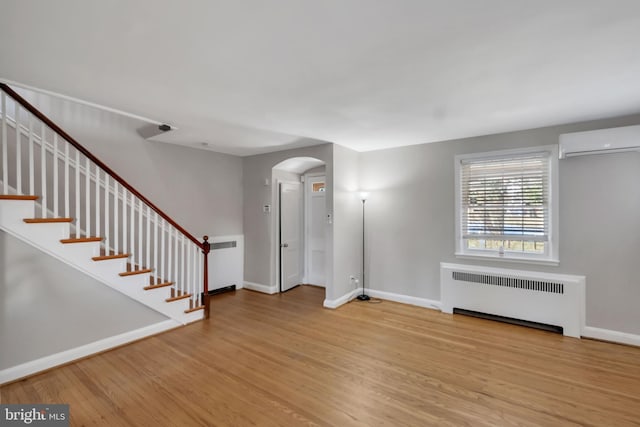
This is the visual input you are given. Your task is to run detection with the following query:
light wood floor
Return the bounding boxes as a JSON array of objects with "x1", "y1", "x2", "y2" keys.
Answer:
[{"x1": 2, "y1": 286, "x2": 640, "y2": 426}]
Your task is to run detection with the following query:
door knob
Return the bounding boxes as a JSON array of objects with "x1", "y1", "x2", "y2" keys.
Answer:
[{"x1": 281, "y1": 243, "x2": 289, "y2": 248}]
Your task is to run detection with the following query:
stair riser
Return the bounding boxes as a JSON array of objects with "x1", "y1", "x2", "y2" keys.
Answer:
[
  {"x1": 117, "y1": 273, "x2": 153, "y2": 287},
  {"x1": 0, "y1": 200, "x2": 34, "y2": 224},
  {"x1": 162, "y1": 298, "x2": 193, "y2": 319},
  {"x1": 90, "y1": 257, "x2": 129, "y2": 273},
  {"x1": 1, "y1": 201, "x2": 70, "y2": 242},
  {"x1": 58, "y1": 242, "x2": 102, "y2": 260},
  {"x1": 144, "y1": 286, "x2": 172, "y2": 301},
  {"x1": 1, "y1": 222, "x2": 71, "y2": 252},
  {"x1": 183, "y1": 309, "x2": 205, "y2": 324}
]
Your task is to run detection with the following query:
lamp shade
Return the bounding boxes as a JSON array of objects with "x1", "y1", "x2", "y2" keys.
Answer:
[{"x1": 358, "y1": 191, "x2": 370, "y2": 201}]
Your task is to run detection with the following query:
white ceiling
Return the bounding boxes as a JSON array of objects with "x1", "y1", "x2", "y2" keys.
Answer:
[{"x1": 1, "y1": 0, "x2": 640, "y2": 156}]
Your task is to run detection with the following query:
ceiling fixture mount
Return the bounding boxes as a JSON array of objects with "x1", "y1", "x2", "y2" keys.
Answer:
[{"x1": 137, "y1": 123, "x2": 175, "y2": 140}]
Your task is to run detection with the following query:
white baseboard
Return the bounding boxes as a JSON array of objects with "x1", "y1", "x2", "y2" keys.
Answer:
[
  {"x1": 582, "y1": 326, "x2": 640, "y2": 347},
  {"x1": 323, "y1": 288, "x2": 441, "y2": 310},
  {"x1": 243, "y1": 281, "x2": 278, "y2": 295},
  {"x1": 367, "y1": 289, "x2": 441, "y2": 311},
  {"x1": 0, "y1": 319, "x2": 180, "y2": 385},
  {"x1": 323, "y1": 289, "x2": 360, "y2": 309},
  {"x1": 365, "y1": 289, "x2": 440, "y2": 310}
]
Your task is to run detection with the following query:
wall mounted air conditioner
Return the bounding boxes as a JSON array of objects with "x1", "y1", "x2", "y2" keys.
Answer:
[{"x1": 559, "y1": 124, "x2": 640, "y2": 159}]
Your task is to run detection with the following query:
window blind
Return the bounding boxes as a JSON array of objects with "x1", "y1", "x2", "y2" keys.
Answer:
[{"x1": 460, "y1": 152, "x2": 550, "y2": 242}]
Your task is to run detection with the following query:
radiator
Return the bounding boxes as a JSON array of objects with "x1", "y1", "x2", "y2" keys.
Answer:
[
  {"x1": 440, "y1": 263, "x2": 585, "y2": 338},
  {"x1": 209, "y1": 235, "x2": 244, "y2": 291}
]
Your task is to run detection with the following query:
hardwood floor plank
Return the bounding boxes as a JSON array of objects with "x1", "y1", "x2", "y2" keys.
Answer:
[
  {"x1": 218, "y1": 305, "x2": 566, "y2": 426},
  {"x1": 2, "y1": 285, "x2": 640, "y2": 426}
]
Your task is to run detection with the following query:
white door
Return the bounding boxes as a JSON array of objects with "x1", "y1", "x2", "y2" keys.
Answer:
[
  {"x1": 279, "y1": 181, "x2": 303, "y2": 292},
  {"x1": 305, "y1": 176, "x2": 326, "y2": 285}
]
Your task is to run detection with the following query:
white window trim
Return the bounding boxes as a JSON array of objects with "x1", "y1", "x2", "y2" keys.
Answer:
[{"x1": 454, "y1": 145, "x2": 559, "y2": 265}]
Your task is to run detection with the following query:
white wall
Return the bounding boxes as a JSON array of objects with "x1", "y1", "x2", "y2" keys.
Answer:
[
  {"x1": 0, "y1": 230, "x2": 168, "y2": 369},
  {"x1": 360, "y1": 113, "x2": 640, "y2": 335}
]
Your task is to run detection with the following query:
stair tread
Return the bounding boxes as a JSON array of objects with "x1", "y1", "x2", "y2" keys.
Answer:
[
  {"x1": 184, "y1": 305, "x2": 205, "y2": 313},
  {"x1": 144, "y1": 281, "x2": 174, "y2": 290},
  {"x1": 0, "y1": 195, "x2": 39, "y2": 200},
  {"x1": 92, "y1": 253, "x2": 130, "y2": 261},
  {"x1": 166, "y1": 293, "x2": 192, "y2": 303},
  {"x1": 119, "y1": 268, "x2": 153, "y2": 277},
  {"x1": 61, "y1": 236, "x2": 103, "y2": 244},
  {"x1": 24, "y1": 217, "x2": 73, "y2": 223}
]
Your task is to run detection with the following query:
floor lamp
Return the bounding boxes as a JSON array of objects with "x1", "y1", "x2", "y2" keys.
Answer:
[{"x1": 356, "y1": 191, "x2": 370, "y2": 301}]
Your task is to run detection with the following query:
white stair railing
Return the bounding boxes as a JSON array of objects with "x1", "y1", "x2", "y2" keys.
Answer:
[{"x1": 0, "y1": 84, "x2": 210, "y2": 315}]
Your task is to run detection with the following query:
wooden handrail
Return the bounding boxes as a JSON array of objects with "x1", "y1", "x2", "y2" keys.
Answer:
[{"x1": 0, "y1": 82, "x2": 203, "y2": 249}]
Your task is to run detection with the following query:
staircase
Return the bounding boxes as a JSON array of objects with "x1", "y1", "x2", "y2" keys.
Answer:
[{"x1": 0, "y1": 83, "x2": 210, "y2": 325}]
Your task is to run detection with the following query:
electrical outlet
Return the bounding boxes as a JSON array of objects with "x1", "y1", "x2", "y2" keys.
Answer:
[{"x1": 350, "y1": 275, "x2": 359, "y2": 288}]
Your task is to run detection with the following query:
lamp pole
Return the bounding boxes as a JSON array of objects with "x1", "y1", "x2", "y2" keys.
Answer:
[{"x1": 357, "y1": 194, "x2": 370, "y2": 301}]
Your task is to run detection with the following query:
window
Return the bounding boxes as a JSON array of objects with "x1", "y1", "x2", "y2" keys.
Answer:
[
  {"x1": 312, "y1": 182, "x2": 325, "y2": 192},
  {"x1": 455, "y1": 146, "x2": 558, "y2": 264}
]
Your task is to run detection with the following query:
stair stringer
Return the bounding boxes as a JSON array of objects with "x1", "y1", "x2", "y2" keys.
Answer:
[{"x1": 0, "y1": 199, "x2": 203, "y2": 324}]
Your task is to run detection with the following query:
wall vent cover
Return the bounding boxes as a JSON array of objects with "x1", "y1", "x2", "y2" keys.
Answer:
[
  {"x1": 452, "y1": 271, "x2": 564, "y2": 294},
  {"x1": 212, "y1": 241, "x2": 236, "y2": 250}
]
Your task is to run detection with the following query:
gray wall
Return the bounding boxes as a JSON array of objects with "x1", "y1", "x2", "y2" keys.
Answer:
[
  {"x1": 243, "y1": 144, "x2": 333, "y2": 293},
  {"x1": 272, "y1": 169, "x2": 301, "y2": 184},
  {"x1": 331, "y1": 144, "x2": 362, "y2": 300},
  {"x1": 82, "y1": 139, "x2": 243, "y2": 239},
  {"x1": 0, "y1": 230, "x2": 168, "y2": 369},
  {"x1": 305, "y1": 166, "x2": 326, "y2": 176},
  {"x1": 360, "y1": 113, "x2": 640, "y2": 335}
]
